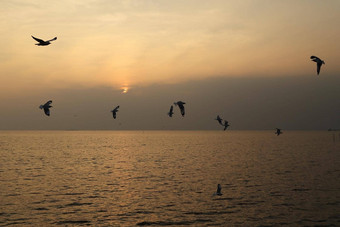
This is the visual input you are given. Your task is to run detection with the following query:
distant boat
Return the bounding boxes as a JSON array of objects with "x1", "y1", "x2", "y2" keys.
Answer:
[{"x1": 32, "y1": 35, "x2": 57, "y2": 46}]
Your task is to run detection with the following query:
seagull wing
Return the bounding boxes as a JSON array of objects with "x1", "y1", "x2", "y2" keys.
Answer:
[
  {"x1": 32, "y1": 36, "x2": 45, "y2": 43},
  {"x1": 114, "y1": 105, "x2": 120, "y2": 111},
  {"x1": 44, "y1": 100, "x2": 52, "y2": 106},
  {"x1": 43, "y1": 107, "x2": 50, "y2": 116},
  {"x1": 179, "y1": 104, "x2": 185, "y2": 116},
  {"x1": 317, "y1": 62, "x2": 322, "y2": 75},
  {"x1": 112, "y1": 112, "x2": 117, "y2": 119},
  {"x1": 47, "y1": 37, "x2": 57, "y2": 42},
  {"x1": 168, "y1": 105, "x2": 173, "y2": 117}
]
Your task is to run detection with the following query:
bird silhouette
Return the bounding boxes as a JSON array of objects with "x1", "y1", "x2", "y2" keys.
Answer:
[
  {"x1": 213, "y1": 184, "x2": 223, "y2": 196},
  {"x1": 174, "y1": 101, "x2": 186, "y2": 117},
  {"x1": 215, "y1": 115, "x2": 223, "y2": 126},
  {"x1": 275, "y1": 128, "x2": 282, "y2": 136},
  {"x1": 31, "y1": 35, "x2": 57, "y2": 46},
  {"x1": 310, "y1": 56, "x2": 325, "y2": 75},
  {"x1": 39, "y1": 100, "x2": 52, "y2": 116},
  {"x1": 223, "y1": 120, "x2": 230, "y2": 130},
  {"x1": 111, "y1": 106, "x2": 120, "y2": 119},
  {"x1": 168, "y1": 105, "x2": 174, "y2": 117}
]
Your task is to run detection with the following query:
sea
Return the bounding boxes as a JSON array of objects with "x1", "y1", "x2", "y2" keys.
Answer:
[{"x1": 0, "y1": 131, "x2": 339, "y2": 226}]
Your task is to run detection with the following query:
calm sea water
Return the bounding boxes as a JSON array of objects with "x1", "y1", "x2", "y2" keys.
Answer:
[{"x1": 0, "y1": 131, "x2": 339, "y2": 226}]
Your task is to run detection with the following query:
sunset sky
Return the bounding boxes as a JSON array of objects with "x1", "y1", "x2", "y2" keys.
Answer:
[{"x1": 0, "y1": 0, "x2": 339, "y2": 130}]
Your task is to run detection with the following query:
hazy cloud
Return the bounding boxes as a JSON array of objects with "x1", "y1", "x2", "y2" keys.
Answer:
[{"x1": 0, "y1": 76, "x2": 339, "y2": 130}]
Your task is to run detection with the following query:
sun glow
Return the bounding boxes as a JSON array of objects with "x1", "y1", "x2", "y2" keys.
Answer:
[{"x1": 121, "y1": 87, "x2": 129, "y2": 94}]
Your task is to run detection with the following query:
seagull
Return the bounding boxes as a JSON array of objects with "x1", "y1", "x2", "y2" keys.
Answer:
[
  {"x1": 215, "y1": 115, "x2": 223, "y2": 126},
  {"x1": 168, "y1": 105, "x2": 174, "y2": 117},
  {"x1": 111, "y1": 106, "x2": 120, "y2": 119},
  {"x1": 213, "y1": 184, "x2": 223, "y2": 196},
  {"x1": 275, "y1": 128, "x2": 282, "y2": 136},
  {"x1": 310, "y1": 56, "x2": 325, "y2": 75},
  {"x1": 31, "y1": 35, "x2": 57, "y2": 46},
  {"x1": 223, "y1": 120, "x2": 230, "y2": 131},
  {"x1": 174, "y1": 101, "x2": 186, "y2": 117},
  {"x1": 39, "y1": 100, "x2": 52, "y2": 116}
]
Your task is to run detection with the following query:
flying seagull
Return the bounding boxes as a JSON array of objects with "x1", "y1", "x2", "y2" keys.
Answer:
[
  {"x1": 31, "y1": 35, "x2": 57, "y2": 46},
  {"x1": 310, "y1": 56, "x2": 325, "y2": 75},
  {"x1": 215, "y1": 115, "x2": 223, "y2": 126},
  {"x1": 168, "y1": 105, "x2": 174, "y2": 117},
  {"x1": 39, "y1": 100, "x2": 52, "y2": 116},
  {"x1": 275, "y1": 128, "x2": 282, "y2": 136},
  {"x1": 223, "y1": 120, "x2": 230, "y2": 131},
  {"x1": 111, "y1": 106, "x2": 120, "y2": 119},
  {"x1": 174, "y1": 101, "x2": 186, "y2": 117},
  {"x1": 213, "y1": 184, "x2": 223, "y2": 196}
]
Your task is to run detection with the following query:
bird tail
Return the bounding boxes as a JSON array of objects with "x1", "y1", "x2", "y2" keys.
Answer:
[{"x1": 39, "y1": 105, "x2": 43, "y2": 109}]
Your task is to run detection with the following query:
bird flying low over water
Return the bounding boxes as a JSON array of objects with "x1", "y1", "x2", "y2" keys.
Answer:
[
  {"x1": 111, "y1": 106, "x2": 120, "y2": 119},
  {"x1": 223, "y1": 120, "x2": 230, "y2": 131},
  {"x1": 174, "y1": 101, "x2": 186, "y2": 117},
  {"x1": 31, "y1": 35, "x2": 57, "y2": 46},
  {"x1": 275, "y1": 128, "x2": 282, "y2": 136},
  {"x1": 215, "y1": 115, "x2": 223, "y2": 126},
  {"x1": 213, "y1": 184, "x2": 223, "y2": 196},
  {"x1": 168, "y1": 105, "x2": 174, "y2": 117},
  {"x1": 39, "y1": 100, "x2": 52, "y2": 116},
  {"x1": 310, "y1": 56, "x2": 325, "y2": 75}
]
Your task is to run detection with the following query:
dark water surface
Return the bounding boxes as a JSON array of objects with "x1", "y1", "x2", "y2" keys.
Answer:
[{"x1": 0, "y1": 131, "x2": 339, "y2": 226}]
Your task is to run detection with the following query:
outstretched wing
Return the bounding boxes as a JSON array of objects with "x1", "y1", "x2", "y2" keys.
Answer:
[
  {"x1": 112, "y1": 112, "x2": 117, "y2": 119},
  {"x1": 168, "y1": 105, "x2": 173, "y2": 117},
  {"x1": 179, "y1": 105, "x2": 185, "y2": 116},
  {"x1": 113, "y1": 105, "x2": 120, "y2": 111},
  {"x1": 43, "y1": 107, "x2": 50, "y2": 116},
  {"x1": 317, "y1": 62, "x2": 322, "y2": 75},
  {"x1": 44, "y1": 100, "x2": 52, "y2": 106},
  {"x1": 32, "y1": 36, "x2": 45, "y2": 43},
  {"x1": 47, "y1": 37, "x2": 57, "y2": 42}
]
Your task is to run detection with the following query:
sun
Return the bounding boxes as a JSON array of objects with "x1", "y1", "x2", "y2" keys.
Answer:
[{"x1": 121, "y1": 87, "x2": 129, "y2": 94}]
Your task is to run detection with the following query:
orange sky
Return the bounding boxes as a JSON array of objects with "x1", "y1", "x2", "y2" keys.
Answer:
[
  {"x1": 0, "y1": 1, "x2": 339, "y2": 130},
  {"x1": 0, "y1": 0, "x2": 339, "y2": 94}
]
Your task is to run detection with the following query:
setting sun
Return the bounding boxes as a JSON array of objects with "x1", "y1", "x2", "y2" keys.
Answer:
[{"x1": 121, "y1": 87, "x2": 129, "y2": 94}]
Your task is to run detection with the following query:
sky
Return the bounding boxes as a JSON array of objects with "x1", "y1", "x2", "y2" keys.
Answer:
[{"x1": 0, "y1": 0, "x2": 339, "y2": 130}]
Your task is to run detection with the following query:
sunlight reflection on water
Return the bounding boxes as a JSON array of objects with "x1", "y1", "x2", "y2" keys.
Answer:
[{"x1": 0, "y1": 131, "x2": 339, "y2": 226}]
